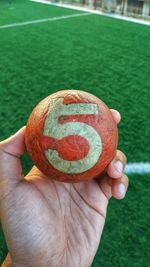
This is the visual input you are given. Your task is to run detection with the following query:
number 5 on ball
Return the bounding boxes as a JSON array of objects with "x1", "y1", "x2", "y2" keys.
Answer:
[{"x1": 25, "y1": 90, "x2": 118, "y2": 182}]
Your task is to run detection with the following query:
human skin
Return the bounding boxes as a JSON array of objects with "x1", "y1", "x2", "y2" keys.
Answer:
[{"x1": 0, "y1": 110, "x2": 128, "y2": 267}]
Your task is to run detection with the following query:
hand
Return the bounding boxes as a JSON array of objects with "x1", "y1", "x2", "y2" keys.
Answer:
[{"x1": 0, "y1": 110, "x2": 128, "y2": 267}]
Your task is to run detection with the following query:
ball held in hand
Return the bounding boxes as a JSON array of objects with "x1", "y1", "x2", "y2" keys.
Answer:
[{"x1": 25, "y1": 90, "x2": 118, "y2": 182}]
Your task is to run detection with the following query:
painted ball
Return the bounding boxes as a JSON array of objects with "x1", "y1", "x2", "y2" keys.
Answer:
[{"x1": 25, "y1": 90, "x2": 118, "y2": 182}]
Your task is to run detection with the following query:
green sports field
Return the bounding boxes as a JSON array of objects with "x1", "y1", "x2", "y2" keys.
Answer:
[{"x1": 0, "y1": 0, "x2": 150, "y2": 266}]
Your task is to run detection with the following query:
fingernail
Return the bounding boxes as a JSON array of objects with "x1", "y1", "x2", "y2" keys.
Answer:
[
  {"x1": 113, "y1": 161, "x2": 123, "y2": 174},
  {"x1": 117, "y1": 183, "x2": 126, "y2": 197}
]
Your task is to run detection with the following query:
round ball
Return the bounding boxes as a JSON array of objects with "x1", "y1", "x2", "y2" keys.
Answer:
[{"x1": 25, "y1": 90, "x2": 118, "y2": 182}]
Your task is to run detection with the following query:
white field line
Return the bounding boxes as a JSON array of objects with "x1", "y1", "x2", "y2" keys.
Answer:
[
  {"x1": 31, "y1": 0, "x2": 150, "y2": 26},
  {"x1": 125, "y1": 163, "x2": 150, "y2": 174},
  {"x1": 0, "y1": 12, "x2": 90, "y2": 29}
]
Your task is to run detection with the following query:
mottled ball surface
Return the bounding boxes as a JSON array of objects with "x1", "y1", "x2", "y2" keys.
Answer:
[{"x1": 25, "y1": 90, "x2": 118, "y2": 182}]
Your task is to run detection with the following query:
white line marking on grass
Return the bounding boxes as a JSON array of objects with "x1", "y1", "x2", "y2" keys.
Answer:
[
  {"x1": 31, "y1": 0, "x2": 150, "y2": 26},
  {"x1": 0, "y1": 12, "x2": 90, "y2": 29},
  {"x1": 125, "y1": 163, "x2": 150, "y2": 174}
]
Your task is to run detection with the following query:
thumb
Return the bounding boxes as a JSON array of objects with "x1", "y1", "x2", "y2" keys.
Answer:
[{"x1": 0, "y1": 127, "x2": 26, "y2": 196}]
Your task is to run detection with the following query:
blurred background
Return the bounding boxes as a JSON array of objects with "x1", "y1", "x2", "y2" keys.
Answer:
[
  {"x1": 0, "y1": 0, "x2": 150, "y2": 266},
  {"x1": 49, "y1": 0, "x2": 150, "y2": 19}
]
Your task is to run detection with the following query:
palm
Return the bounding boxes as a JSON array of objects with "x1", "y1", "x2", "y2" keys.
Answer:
[
  {"x1": 0, "y1": 111, "x2": 126, "y2": 267},
  {"x1": 4, "y1": 167, "x2": 108, "y2": 267}
]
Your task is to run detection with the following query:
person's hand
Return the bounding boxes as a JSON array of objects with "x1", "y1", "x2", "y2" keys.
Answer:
[{"x1": 0, "y1": 110, "x2": 128, "y2": 267}]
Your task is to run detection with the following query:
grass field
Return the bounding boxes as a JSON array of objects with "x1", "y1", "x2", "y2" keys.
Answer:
[{"x1": 0, "y1": 0, "x2": 150, "y2": 266}]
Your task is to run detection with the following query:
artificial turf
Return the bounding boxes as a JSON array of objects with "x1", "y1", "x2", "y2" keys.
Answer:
[{"x1": 0, "y1": 0, "x2": 150, "y2": 266}]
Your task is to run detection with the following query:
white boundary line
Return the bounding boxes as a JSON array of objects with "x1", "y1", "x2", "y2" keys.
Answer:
[
  {"x1": 0, "y1": 12, "x2": 90, "y2": 29},
  {"x1": 125, "y1": 163, "x2": 150, "y2": 174},
  {"x1": 31, "y1": 0, "x2": 150, "y2": 26}
]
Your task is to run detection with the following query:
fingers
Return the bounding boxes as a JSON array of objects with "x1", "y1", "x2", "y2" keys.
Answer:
[
  {"x1": 99, "y1": 172, "x2": 128, "y2": 200},
  {"x1": 106, "y1": 150, "x2": 128, "y2": 199},
  {"x1": 98, "y1": 150, "x2": 128, "y2": 200},
  {"x1": 111, "y1": 173, "x2": 129, "y2": 199},
  {"x1": 110, "y1": 109, "x2": 121, "y2": 124},
  {"x1": 106, "y1": 150, "x2": 127, "y2": 179}
]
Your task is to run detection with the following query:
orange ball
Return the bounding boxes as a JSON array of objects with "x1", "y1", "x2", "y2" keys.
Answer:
[{"x1": 25, "y1": 90, "x2": 118, "y2": 182}]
